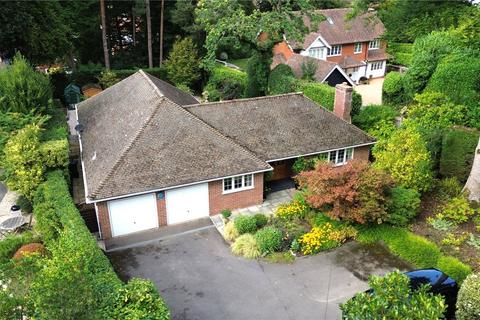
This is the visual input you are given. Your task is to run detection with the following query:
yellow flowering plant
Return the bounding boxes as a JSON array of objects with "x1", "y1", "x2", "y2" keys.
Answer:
[
  {"x1": 298, "y1": 223, "x2": 357, "y2": 255},
  {"x1": 275, "y1": 200, "x2": 307, "y2": 220}
]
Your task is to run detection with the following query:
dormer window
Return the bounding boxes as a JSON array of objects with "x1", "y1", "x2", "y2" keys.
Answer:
[
  {"x1": 327, "y1": 45, "x2": 342, "y2": 56},
  {"x1": 369, "y1": 39, "x2": 380, "y2": 50}
]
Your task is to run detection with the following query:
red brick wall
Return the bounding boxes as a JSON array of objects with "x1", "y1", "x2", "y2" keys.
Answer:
[
  {"x1": 326, "y1": 42, "x2": 369, "y2": 63},
  {"x1": 96, "y1": 202, "x2": 112, "y2": 240},
  {"x1": 273, "y1": 41, "x2": 295, "y2": 60},
  {"x1": 208, "y1": 173, "x2": 264, "y2": 215},
  {"x1": 354, "y1": 145, "x2": 371, "y2": 161},
  {"x1": 156, "y1": 195, "x2": 167, "y2": 226}
]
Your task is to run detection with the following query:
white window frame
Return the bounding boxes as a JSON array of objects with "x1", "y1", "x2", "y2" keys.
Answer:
[
  {"x1": 327, "y1": 45, "x2": 342, "y2": 56},
  {"x1": 370, "y1": 61, "x2": 383, "y2": 70},
  {"x1": 308, "y1": 47, "x2": 323, "y2": 59},
  {"x1": 223, "y1": 174, "x2": 254, "y2": 194},
  {"x1": 354, "y1": 42, "x2": 362, "y2": 54},
  {"x1": 328, "y1": 148, "x2": 354, "y2": 166},
  {"x1": 369, "y1": 39, "x2": 380, "y2": 50}
]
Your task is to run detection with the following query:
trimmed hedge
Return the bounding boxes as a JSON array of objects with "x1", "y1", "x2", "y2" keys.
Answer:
[
  {"x1": 383, "y1": 71, "x2": 408, "y2": 106},
  {"x1": 204, "y1": 65, "x2": 246, "y2": 101},
  {"x1": 296, "y1": 81, "x2": 362, "y2": 116},
  {"x1": 31, "y1": 171, "x2": 170, "y2": 319},
  {"x1": 352, "y1": 104, "x2": 398, "y2": 132},
  {"x1": 357, "y1": 225, "x2": 471, "y2": 283},
  {"x1": 439, "y1": 128, "x2": 480, "y2": 183}
]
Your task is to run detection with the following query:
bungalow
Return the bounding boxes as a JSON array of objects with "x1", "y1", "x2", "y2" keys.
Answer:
[{"x1": 76, "y1": 70, "x2": 375, "y2": 240}]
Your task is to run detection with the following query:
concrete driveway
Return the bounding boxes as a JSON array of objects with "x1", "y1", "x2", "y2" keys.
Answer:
[
  {"x1": 354, "y1": 78, "x2": 384, "y2": 106},
  {"x1": 108, "y1": 227, "x2": 410, "y2": 320}
]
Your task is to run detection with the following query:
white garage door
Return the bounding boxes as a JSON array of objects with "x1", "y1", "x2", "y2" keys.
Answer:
[
  {"x1": 166, "y1": 183, "x2": 209, "y2": 224},
  {"x1": 108, "y1": 194, "x2": 158, "y2": 237}
]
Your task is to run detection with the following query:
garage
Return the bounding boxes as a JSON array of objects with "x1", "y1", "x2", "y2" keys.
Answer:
[
  {"x1": 166, "y1": 183, "x2": 210, "y2": 224},
  {"x1": 108, "y1": 194, "x2": 158, "y2": 237}
]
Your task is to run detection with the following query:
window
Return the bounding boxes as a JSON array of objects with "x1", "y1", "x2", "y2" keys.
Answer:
[
  {"x1": 354, "y1": 42, "x2": 362, "y2": 53},
  {"x1": 370, "y1": 61, "x2": 383, "y2": 70},
  {"x1": 309, "y1": 47, "x2": 324, "y2": 59},
  {"x1": 223, "y1": 174, "x2": 254, "y2": 193},
  {"x1": 369, "y1": 39, "x2": 380, "y2": 50},
  {"x1": 328, "y1": 148, "x2": 354, "y2": 165},
  {"x1": 327, "y1": 45, "x2": 342, "y2": 56}
]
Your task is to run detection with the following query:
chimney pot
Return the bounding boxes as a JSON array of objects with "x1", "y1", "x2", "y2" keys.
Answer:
[{"x1": 333, "y1": 83, "x2": 353, "y2": 123}]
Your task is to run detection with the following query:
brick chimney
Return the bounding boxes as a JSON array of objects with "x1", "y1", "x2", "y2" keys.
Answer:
[{"x1": 333, "y1": 82, "x2": 353, "y2": 123}]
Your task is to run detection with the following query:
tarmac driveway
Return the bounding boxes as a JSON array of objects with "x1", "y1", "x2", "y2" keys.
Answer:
[{"x1": 108, "y1": 226, "x2": 410, "y2": 320}]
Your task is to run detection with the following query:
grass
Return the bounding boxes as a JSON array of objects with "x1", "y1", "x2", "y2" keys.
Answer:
[
  {"x1": 263, "y1": 252, "x2": 295, "y2": 264},
  {"x1": 355, "y1": 224, "x2": 472, "y2": 284},
  {"x1": 228, "y1": 58, "x2": 249, "y2": 71}
]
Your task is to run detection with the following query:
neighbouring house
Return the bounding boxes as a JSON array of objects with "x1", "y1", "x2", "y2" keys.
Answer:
[
  {"x1": 273, "y1": 8, "x2": 389, "y2": 84},
  {"x1": 76, "y1": 70, "x2": 375, "y2": 240}
]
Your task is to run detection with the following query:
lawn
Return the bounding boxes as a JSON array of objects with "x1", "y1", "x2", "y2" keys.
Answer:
[{"x1": 228, "y1": 58, "x2": 249, "y2": 71}]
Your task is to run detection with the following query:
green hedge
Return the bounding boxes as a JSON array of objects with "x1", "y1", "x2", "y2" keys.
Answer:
[
  {"x1": 357, "y1": 225, "x2": 471, "y2": 283},
  {"x1": 204, "y1": 65, "x2": 246, "y2": 101},
  {"x1": 0, "y1": 231, "x2": 38, "y2": 264},
  {"x1": 387, "y1": 43, "x2": 413, "y2": 66},
  {"x1": 439, "y1": 128, "x2": 479, "y2": 183},
  {"x1": 268, "y1": 64, "x2": 295, "y2": 95},
  {"x1": 382, "y1": 71, "x2": 408, "y2": 106},
  {"x1": 296, "y1": 81, "x2": 362, "y2": 116},
  {"x1": 31, "y1": 171, "x2": 170, "y2": 319},
  {"x1": 456, "y1": 273, "x2": 480, "y2": 320},
  {"x1": 352, "y1": 104, "x2": 398, "y2": 132}
]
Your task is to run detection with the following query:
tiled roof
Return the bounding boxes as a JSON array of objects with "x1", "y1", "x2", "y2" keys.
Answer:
[
  {"x1": 367, "y1": 49, "x2": 391, "y2": 61},
  {"x1": 77, "y1": 71, "x2": 270, "y2": 201},
  {"x1": 272, "y1": 53, "x2": 345, "y2": 84},
  {"x1": 186, "y1": 93, "x2": 375, "y2": 161},
  {"x1": 290, "y1": 8, "x2": 385, "y2": 48},
  {"x1": 339, "y1": 55, "x2": 366, "y2": 69}
]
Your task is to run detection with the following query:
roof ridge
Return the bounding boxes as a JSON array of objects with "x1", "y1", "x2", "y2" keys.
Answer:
[
  {"x1": 140, "y1": 68, "x2": 270, "y2": 167},
  {"x1": 184, "y1": 92, "x2": 303, "y2": 108},
  {"x1": 300, "y1": 93, "x2": 376, "y2": 141},
  {"x1": 90, "y1": 98, "x2": 166, "y2": 198}
]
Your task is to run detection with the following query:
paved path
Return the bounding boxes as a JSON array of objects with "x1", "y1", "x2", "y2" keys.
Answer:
[
  {"x1": 0, "y1": 183, "x2": 6, "y2": 203},
  {"x1": 108, "y1": 228, "x2": 410, "y2": 320},
  {"x1": 354, "y1": 78, "x2": 384, "y2": 106}
]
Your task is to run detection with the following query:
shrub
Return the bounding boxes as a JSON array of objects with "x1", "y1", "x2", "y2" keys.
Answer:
[
  {"x1": 440, "y1": 128, "x2": 479, "y2": 183},
  {"x1": 255, "y1": 227, "x2": 283, "y2": 254},
  {"x1": 39, "y1": 139, "x2": 69, "y2": 168},
  {"x1": 17, "y1": 195, "x2": 33, "y2": 214},
  {"x1": 231, "y1": 234, "x2": 261, "y2": 259},
  {"x1": 437, "y1": 177, "x2": 463, "y2": 199},
  {"x1": 0, "y1": 53, "x2": 52, "y2": 114},
  {"x1": 97, "y1": 69, "x2": 120, "y2": 89},
  {"x1": 341, "y1": 271, "x2": 446, "y2": 319},
  {"x1": 298, "y1": 223, "x2": 357, "y2": 255},
  {"x1": 292, "y1": 156, "x2": 316, "y2": 174},
  {"x1": 165, "y1": 37, "x2": 201, "y2": 87},
  {"x1": 12, "y1": 243, "x2": 47, "y2": 260},
  {"x1": 300, "y1": 60, "x2": 316, "y2": 81},
  {"x1": 223, "y1": 221, "x2": 239, "y2": 242},
  {"x1": 0, "y1": 232, "x2": 37, "y2": 264},
  {"x1": 108, "y1": 278, "x2": 170, "y2": 320},
  {"x1": 456, "y1": 273, "x2": 480, "y2": 320},
  {"x1": 297, "y1": 161, "x2": 394, "y2": 224},
  {"x1": 234, "y1": 215, "x2": 258, "y2": 234},
  {"x1": 437, "y1": 256, "x2": 472, "y2": 284},
  {"x1": 253, "y1": 214, "x2": 268, "y2": 229},
  {"x1": 352, "y1": 104, "x2": 397, "y2": 133},
  {"x1": 272, "y1": 218, "x2": 308, "y2": 249},
  {"x1": 386, "y1": 187, "x2": 421, "y2": 226},
  {"x1": 437, "y1": 196, "x2": 475, "y2": 224},
  {"x1": 204, "y1": 66, "x2": 246, "y2": 101},
  {"x1": 245, "y1": 51, "x2": 270, "y2": 97},
  {"x1": 382, "y1": 71, "x2": 408, "y2": 106},
  {"x1": 275, "y1": 200, "x2": 308, "y2": 221},
  {"x1": 3, "y1": 124, "x2": 45, "y2": 200},
  {"x1": 373, "y1": 124, "x2": 434, "y2": 192},
  {"x1": 221, "y1": 209, "x2": 232, "y2": 219},
  {"x1": 268, "y1": 64, "x2": 295, "y2": 95},
  {"x1": 427, "y1": 217, "x2": 455, "y2": 231}
]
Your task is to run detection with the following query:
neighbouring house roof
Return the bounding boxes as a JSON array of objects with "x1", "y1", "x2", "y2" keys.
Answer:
[
  {"x1": 339, "y1": 55, "x2": 366, "y2": 69},
  {"x1": 185, "y1": 93, "x2": 375, "y2": 161},
  {"x1": 367, "y1": 49, "x2": 391, "y2": 62},
  {"x1": 271, "y1": 53, "x2": 354, "y2": 86},
  {"x1": 77, "y1": 71, "x2": 270, "y2": 201},
  {"x1": 289, "y1": 8, "x2": 385, "y2": 49}
]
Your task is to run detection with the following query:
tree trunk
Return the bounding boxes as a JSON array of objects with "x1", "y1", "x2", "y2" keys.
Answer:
[
  {"x1": 132, "y1": 6, "x2": 136, "y2": 46},
  {"x1": 100, "y1": 0, "x2": 110, "y2": 70},
  {"x1": 159, "y1": 0, "x2": 164, "y2": 66},
  {"x1": 145, "y1": 0, "x2": 153, "y2": 68},
  {"x1": 464, "y1": 138, "x2": 480, "y2": 202}
]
